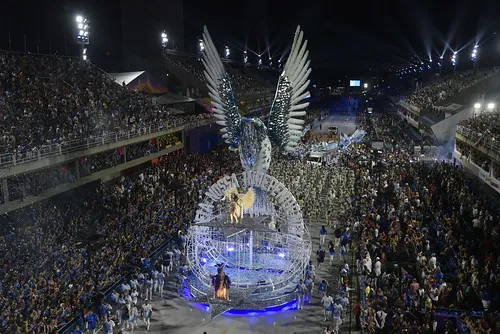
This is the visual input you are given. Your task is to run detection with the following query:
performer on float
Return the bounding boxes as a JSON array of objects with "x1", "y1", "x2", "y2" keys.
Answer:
[
  {"x1": 222, "y1": 187, "x2": 255, "y2": 224},
  {"x1": 212, "y1": 263, "x2": 231, "y2": 300}
]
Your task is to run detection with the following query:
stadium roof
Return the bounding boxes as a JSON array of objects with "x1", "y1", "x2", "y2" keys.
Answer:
[{"x1": 108, "y1": 71, "x2": 145, "y2": 86}]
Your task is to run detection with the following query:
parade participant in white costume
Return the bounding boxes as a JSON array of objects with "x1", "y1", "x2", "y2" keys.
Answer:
[
  {"x1": 165, "y1": 249, "x2": 174, "y2": 274},
  {"x1": 142, "y1": 300, "x2": 153, "y2": 330},
  {"x1": 157, "y1": 270, "x2": 166, "y2": 297},
  {"x1": 129, "y1": 303, "x2": 139, "y2": 332},
  {"x1": 144, "y1": 275, "x2": 153, "y2": 301}
]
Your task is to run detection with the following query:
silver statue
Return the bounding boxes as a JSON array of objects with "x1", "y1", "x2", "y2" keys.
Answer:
[{"x1": 202, "y1": 26, "x2": 311, "y2": 173}]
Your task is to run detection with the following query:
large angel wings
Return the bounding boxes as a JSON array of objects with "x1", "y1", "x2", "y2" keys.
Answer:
[
  {"x1": 201, "y1": 26, "x2": 241, "y2": 148},
  {"x1": 201, "y1": 25, "x2": 311, "y2": 152},
  {"x1": 268, "y1": 26, "x2": 311, "y2": 152}
]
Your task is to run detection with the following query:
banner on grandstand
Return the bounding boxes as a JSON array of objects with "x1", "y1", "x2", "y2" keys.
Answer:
[
  {"x1": 478, "y1": 169, "x2": 500, "y2": 194},
  {"x1": 128, "y1": 72, "x2": 169, "y2": 94},
  {"x1": 196, "y1": 98, "x2": 213, "y2": 112}
]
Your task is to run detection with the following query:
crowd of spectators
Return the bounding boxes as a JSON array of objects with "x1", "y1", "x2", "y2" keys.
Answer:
[
  {"x1": 455, "y1": 141, "x2": 492, "y2": 172},
  {"x1": 342, "y1": 110, "x2": 499, "y2": 333},
  {"x1": 402, "y1": 71, "x2": 492, "y2": 112},
  {"x1": 7, "y1": 164, "x2": 75, "y2": 201},
  {"x1": 0, "y1": 52, "x2": 212, "y2": 158},
  {"x1": 79, "y1": 150, "x2": 124, "y2": 178},
  {"x1": 164, "y1": 54, "x2": 273, "y2": 97},
  {"x1": 458, "y1": 111, "x2": 500, "y2": 146},
  {"x1": 0, "y1": 149, "x2": 239, "y2": 333},
  {"x1": 1, "y1": 89, "x2": 500, "y2": 334}
]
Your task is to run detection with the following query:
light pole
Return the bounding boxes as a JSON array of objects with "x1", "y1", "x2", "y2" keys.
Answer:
[
  {"x1": 75, "y1": 15, "x2": 90, "y2": 61},
  {"x1": 161, "y1": 31, "x2": 168, "y2": 48},
  {"x1": 198, "y1": 39, "x2": 205, "y2": 54},
  {"x1": 473, "y1": 103, "x2": 481, "y2": 117},
  {"x1": 471, "y1": 44, "x2": 478, "y2": 72},
  {"x1": 451, "y1": 51, "x2": 457, "y2": 72}
]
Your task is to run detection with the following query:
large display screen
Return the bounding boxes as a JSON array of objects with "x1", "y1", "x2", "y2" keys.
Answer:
[{"x1": 349, "y1": 80, "x2": 361, "y2": 87}]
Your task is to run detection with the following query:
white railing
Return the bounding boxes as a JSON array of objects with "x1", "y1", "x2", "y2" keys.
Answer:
[
  {"x1": 0, "y1": 117, "x2": 215, "y2": 170},
  {"x1": 456, "y1": 125, "x2": 500, "y2": 155}
]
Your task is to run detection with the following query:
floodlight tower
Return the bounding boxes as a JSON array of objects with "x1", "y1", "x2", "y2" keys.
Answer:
[
  {"x1": 471, "y1": 44, "x2": 478, "y2": 72},
  {"x1": 269, "y1": 56, "x2": 272, "y2": 67},
  {"x1": 258, "y1": 54, "x2": 262, "y2": 66},
  {"x1": 198, "y1": 39, "x2": 205, "y2": 54},
  {"x1": 161, "y1": 31, "x2": 168, "y2": 48},
  {"x1": 451, "y1": 51, "x2": 457, "y2": 72},
  {"x1": 243, "y1": 50, "x2": 248, "y2": 64},
  {"x1": 75, "y1": 15, "x2": 90, "y2": 61},
  {"x1": 224, "y1": 45, "x2": 230, "y2": 59}
]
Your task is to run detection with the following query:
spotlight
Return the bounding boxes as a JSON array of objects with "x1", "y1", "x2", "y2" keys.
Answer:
[
  {"x1": 198, "y1": 39, "x2": 205, "y2": 53},
  {"x1": 487, "y1": 103, "x2": 495, "y2": 110},
  {"x1": 75, "y1": 15, "x2": 90, "y2": 45},
  {"x1": 161, "y1": 31, "x2": 168, "y2": 47},
  {"x1": 201, "y1": 258, "x2": 207, "y2": 263},
  {"x1": 474, "y1": 103, "x2": 481, "y2": 109},
  {"x1": 278, "y1": 253, "x2": 285, "y2": 258},
  {"x1": 227, "y1": 247, "x2": 234, "y2": 251},
  {"x1": 224, "y1": 45, "x2": 230, "y2": 58}
]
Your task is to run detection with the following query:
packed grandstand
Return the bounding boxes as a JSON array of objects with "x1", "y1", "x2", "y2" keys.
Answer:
[{"x1": 0, "y1": 32, "x2": 499, "y2": 334}]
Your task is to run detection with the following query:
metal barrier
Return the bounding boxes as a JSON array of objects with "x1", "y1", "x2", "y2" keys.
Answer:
[{"x1": 0, "y1": 117, "x2": 214, "y2": 170}]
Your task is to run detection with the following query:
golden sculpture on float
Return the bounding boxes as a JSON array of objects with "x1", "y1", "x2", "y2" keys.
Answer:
[{"x1": 222, "y1": 187, "x2": 255, "y2": 224}]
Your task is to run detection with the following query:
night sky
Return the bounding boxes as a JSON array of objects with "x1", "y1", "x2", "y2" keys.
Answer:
[{"x1": 1, "y1": 0, "x2": 500, "y2": 82}]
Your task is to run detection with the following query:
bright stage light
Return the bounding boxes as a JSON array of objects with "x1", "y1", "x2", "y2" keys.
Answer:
[
  {"x1": 278, "y1": 253, "x2": 285, "y2": 258},
  {"x1": 227, "y1": 247, "x2": 234, "y2": 251},
  {"x1": 224, "y1": 45, "x2": 230, "y2": 58},
  {"x1": 201, "y1": 258, "x2": 207, "y2": 263},
  {"x1": 78, "y1": 23, "x2": 83, "y2": 29},
  {"x1": 474, "y1": 103, "x2": 481, "y2": 109},
  {"x1": 198, "y1": 39, "x2": 205, "y2": 53},
  {"x1": 363, "y1": 83, "x2": 368, "y2": 88},
  {"x1": 161, "y1": 31, "x2": 168, "y2": 47},
  {"x1": 76, "y1": 15, "x2": 83, "y2": 23},
  {"x1": 487, "y1": 103, "x2": 495, "y2": 110}
]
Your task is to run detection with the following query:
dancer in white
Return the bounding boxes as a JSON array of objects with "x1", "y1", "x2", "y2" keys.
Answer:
[
  {"x1": 145, "y1": 275, "x2": 153, "y2": 301},
  {"x1": 142, "y1": 300, "x2": 153, "y2": 331},
  {"x1": 157, "y1": 270, "x2": 165, "y2": 297},
  {"x1": 322, "y1": 292, "x2": 334, "y2": 321},
  {"x1": 129, "y1": 303, "x2": 139, "y2": 332}
]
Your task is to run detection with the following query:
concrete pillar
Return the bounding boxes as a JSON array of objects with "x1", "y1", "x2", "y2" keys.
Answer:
[
  {"x1": 1, "y1": 179, "x2": 9, "y2": 203},
  {"x1": 74, "y1": 160, "x2": 80, "y2": 179}
]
